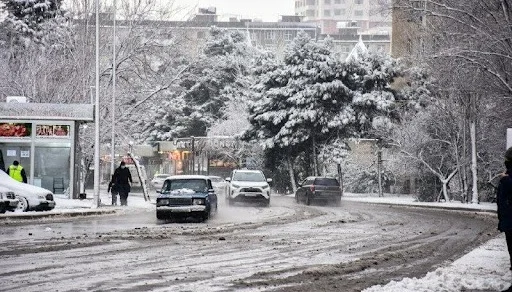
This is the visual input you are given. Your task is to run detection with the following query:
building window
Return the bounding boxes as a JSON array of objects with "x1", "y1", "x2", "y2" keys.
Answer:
[
  {"x1": 306, "y1": 9, "x2": 315, "y2": 16},
  {"x1": 265, "y1": 31, "x2": 275, "y2": 40},
  {"x1": 325, "y1": 0, "x2": 330, "y2": 4},
  {"x1": 354, "y1": 10, "x2": 364, "y2": 16},
  {"x1": 324, "y1": 9, "x2": 331, "y2": 16},
  {"x1": 335, "y1": 0, "x2": 344, "y2": 3},
  {"x1": 306, "y1": 0, "x2": 316, "y2": 5},
  {"x1": 284, "y1": 31, "x2": 294, "y2": 40},
  {"x1": 355, "y1": 0, "x2": 363, "y2": 4},
  {"x1": 334, "y1": 9, "x2": 345, "y2": 15}
]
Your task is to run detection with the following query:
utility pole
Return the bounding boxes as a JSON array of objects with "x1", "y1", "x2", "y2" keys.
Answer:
[
  {"x1": 110, "y1": 0, "x2": 117, "y2": 177},
  {"x1": 93, "y1": 0, "x2": 101, "y2": 208},
  {"x1": 377, "y1": 149, "x2": 383, "y2": 197},
  {"x1": 191, "y1": 136, "x2": 195, "y2": 175}
]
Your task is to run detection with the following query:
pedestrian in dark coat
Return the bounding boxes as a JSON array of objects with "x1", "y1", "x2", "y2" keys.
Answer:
[
  {"x1": 497, "y1": 147, "x2": 512, "y2": 271},
  {"x1": 108, "y1": 174, "x2": 118, "y2": 206},
  {"x1": 114, "y1": 161, "x2": 133, "y2": 206}
]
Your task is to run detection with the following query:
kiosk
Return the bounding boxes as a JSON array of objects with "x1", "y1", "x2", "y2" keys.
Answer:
[{"x1": 0, "y1": 103, "x2": 94, "y2": 198}]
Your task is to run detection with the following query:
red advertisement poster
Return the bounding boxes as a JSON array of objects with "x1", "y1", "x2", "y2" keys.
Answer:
[
  {"x1": 36, "y1": 125, "x2": 70, "y2": 138},
  {"x1": 0, "y1": 123, "x2": 32, "y2": 137}
]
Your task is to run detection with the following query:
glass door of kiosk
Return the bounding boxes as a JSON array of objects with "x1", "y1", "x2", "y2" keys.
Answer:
[{"x1": 0, "y1": 143, "x2": 31, "y2": 179}]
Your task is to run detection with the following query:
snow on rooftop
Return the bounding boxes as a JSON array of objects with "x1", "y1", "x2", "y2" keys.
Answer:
[{"x1": 0, "y1": 103, "x2": 94, "y2": 121}]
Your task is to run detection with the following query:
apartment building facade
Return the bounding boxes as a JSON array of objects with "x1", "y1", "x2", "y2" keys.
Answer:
[{"x1": 294, "y1": 0, "x2": 392, "y2": 35}]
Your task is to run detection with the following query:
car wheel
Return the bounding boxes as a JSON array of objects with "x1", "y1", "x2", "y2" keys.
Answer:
[
  {"x1": 305, "y1": 195, "x2": 311, "y2": 206},
  {"x1": 264, "y1": 199, "x2": 270, "y2": 207},
  {"x1": 202, "y1": 210, "x2": 210, "y2": 222},
  {"x1": 228, "y1": 197, "x2": 234, "y2": 206},
  {"x1": 0, "y1": 204, "x2": 6, "y2": 214},
  {"x1": 156, "y1": 211, "x2": 166, "y2": 220},
  {"x1": 17, "y1": 197, "x2": 29, "y2": 212}
]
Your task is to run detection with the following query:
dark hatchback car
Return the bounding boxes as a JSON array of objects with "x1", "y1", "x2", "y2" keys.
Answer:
[
  {"x1": 156, "y1": 175, "x2": 218, "y2": 221},
  {"x1": 295, "y1": 177, "x2": 342, "y2": 206}
]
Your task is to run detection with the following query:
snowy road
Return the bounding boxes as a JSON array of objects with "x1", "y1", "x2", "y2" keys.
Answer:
[{"x1": 0, "y1": 196, "x2": 498, "y2": 292}]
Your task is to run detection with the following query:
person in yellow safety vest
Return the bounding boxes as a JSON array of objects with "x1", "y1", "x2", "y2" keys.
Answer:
[{"x1": 7, "y1": 160, "x2": 27, "y2": 183}]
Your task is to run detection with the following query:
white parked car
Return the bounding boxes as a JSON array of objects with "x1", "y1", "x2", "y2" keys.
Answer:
[
  {"x1": 0, "y1": 171, "x2": 55, "y2": 212},
  {"x1": 151, "y1": 173, "x2": 171, "y2": 191},
  {"x1": 225, "y1": 169, "x2": 272, "y2": 207},
  {"x1": 0, "y1": 186, "x2": 19, "y2": 213}
]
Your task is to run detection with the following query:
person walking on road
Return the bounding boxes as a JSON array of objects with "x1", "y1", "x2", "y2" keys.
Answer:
[
  {"x1": 7, "y1": 160, "x2": 27, "y2": 183},
  {"x1": 497, "y1": 147, "x2": 512, "y2": 276},
  {"x1": 108, "y1": 174, "x2": 118, "y2": 206},
  {"x1": 114, "y1": 161, "x2": 132, "y2": 206}
]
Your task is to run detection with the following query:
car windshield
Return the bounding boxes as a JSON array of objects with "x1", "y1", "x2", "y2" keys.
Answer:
[
  {"x1": 315, "y1": 178, "x2": 339, "y2": 186},
  {"x1": 164, "y1": 179, "x2": 208, "y2": 192},
  {"x1": 233, "y1": 172, "x2": 265, "y2": 182}
]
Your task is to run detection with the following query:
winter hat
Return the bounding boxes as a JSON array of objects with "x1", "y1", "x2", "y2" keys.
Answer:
[
  {"x1": 120, "y1": 161, "x2": 126, "y2": 166},
  {"x1": 13, "y1": 160, "x2": 19, "y2": 166},
  {"x1": 505, "y1": 147, "x2": 512, "y2": 162}
]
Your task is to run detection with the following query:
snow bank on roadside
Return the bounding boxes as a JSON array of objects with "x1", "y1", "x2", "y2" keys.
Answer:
[{"x1": 364, "y1": 236, "x2": 511, "y2": 292}]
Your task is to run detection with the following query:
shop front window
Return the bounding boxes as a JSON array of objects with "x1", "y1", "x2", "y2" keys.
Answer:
[{"x1": 34, "y1": 145, "x2": 71, "y2": 194}]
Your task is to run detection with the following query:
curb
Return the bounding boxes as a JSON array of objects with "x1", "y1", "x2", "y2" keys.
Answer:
[
  {"x1": 347, "y1": 200, "x2": 497, "y2": 214},
  {"x1": 0, "y1": 209, "x2": 118, "y2": 220}
]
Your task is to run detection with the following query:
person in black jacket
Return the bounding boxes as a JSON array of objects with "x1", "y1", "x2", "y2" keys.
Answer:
[
  {"x1": 497, "y1": 147, "x2": 512, "y2": 273},
  {"x1": 114, "y1": 161, "x2": 133, "y2": 206},
  {"x1": 107, "y1": 174, "x2": 118, "y2": 206}
]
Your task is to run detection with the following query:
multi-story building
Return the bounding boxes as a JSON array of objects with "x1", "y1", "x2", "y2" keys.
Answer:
[{"x1": 294, "y1": 0, "x2": 392, "y2": 35}]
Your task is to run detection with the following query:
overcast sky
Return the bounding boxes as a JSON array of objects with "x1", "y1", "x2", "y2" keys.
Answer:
[{"x1": 173, "y1": 0, "x2": 296, "y2": 22}]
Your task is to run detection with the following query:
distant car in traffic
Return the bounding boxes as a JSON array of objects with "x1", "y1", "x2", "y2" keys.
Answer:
[
  {"x1": 151, "y1": 173, "x2": 171, "y2": 190},
  {"x1": 156, "y1": 175, "x2": 218, "y2": 222},
  {"x1": 295, "y1": 176, "x2": 342, "y2": 206},
  {"x1": 0, "y1": 171, "x2": 55, "y2": 212},
  {"x1": 0, "y1": 186, "x2": 19, "y2": 213},
  {"x1": 209, "y1": 175, "x2": 227, "y2": 195},
  {"x1": 225, "y1": 169, "x2": 272, "y2": 207}
]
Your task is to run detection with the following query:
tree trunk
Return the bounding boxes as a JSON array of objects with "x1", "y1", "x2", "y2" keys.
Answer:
[
  {"x1": 312, "y1": 135, "x2": 318, "y2": 176},
  {"x1": 287, "y1": 156, "x2": 297, "y2": 194}
]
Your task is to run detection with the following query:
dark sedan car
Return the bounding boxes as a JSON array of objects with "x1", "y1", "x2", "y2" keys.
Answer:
[
  {"x1": 295, "y1": 177, "x2": 342, "y2": 206},
  {"x1": 156, "y1": 175, "x2": 218, "y2": 221}
]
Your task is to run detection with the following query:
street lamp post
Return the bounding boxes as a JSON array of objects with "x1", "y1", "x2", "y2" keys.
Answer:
[
  {"x1": 93, "y1": 0, "x2": 101, "y2": 208},
  {"x1": 110, "y1": 0, "x2": 117, "y2": 176}
]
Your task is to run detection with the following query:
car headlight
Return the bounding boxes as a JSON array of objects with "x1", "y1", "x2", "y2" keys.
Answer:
[
  {"x1": 192, "y1": 199, "x2": 205, "y2": 205},
  {"x1": 157, "y1": 199, "x2": 170, "y2": 206},
  {"x1": 262, "y1": 185, "x2": 270, "y2": 190},
  {"x1": 231, "y1": 184, "x2": 241, "y2": 189}
]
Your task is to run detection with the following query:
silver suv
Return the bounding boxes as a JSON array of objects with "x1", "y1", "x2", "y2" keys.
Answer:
[{"x1": 225, "y1": 169, "x2": 272, "y2": 207}]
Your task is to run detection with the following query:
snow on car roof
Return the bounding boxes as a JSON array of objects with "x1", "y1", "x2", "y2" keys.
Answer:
[
  {"x1": 0, "y1": 170, "x2": 53, "y2": 195},
  {"x1": 166, "y1": 175, "x2": 211, "y2": 180},
  {"x1": 233, "y1": 169, "x2": 263, "y2": 173}
]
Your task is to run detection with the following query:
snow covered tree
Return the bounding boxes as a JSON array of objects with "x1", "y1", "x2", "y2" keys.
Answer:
[
  {"x1": 244, "y1": 31, "x2": 416, "y2": 191},
  {"x1": 0, "y1": 0, "x2": 67, "y2": 50}
]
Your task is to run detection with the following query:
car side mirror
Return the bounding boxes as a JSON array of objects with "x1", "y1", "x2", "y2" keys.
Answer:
[
  {"x1": 208, "y1": 188, "x2": 215, "y2": 193},
  {"x1": 266, "y1": 178, "x2": 272, "y2": 183},
  {"x1": 225, "y1": 177, "x2": 231, "y2": 182}
]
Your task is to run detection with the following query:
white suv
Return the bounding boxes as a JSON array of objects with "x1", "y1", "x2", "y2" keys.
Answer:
[{"x1": 225, "y1": 169, "x2": 272, "y2": 207}]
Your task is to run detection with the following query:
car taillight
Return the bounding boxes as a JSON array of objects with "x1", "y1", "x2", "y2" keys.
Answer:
[{"x1": 310, "y1": 185, "x2": 315, "y2": 192}]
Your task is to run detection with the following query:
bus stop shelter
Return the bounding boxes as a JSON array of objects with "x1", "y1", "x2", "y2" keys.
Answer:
[{"x1": 0, "y1": 102, "x2": 94, "y2": 199}]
